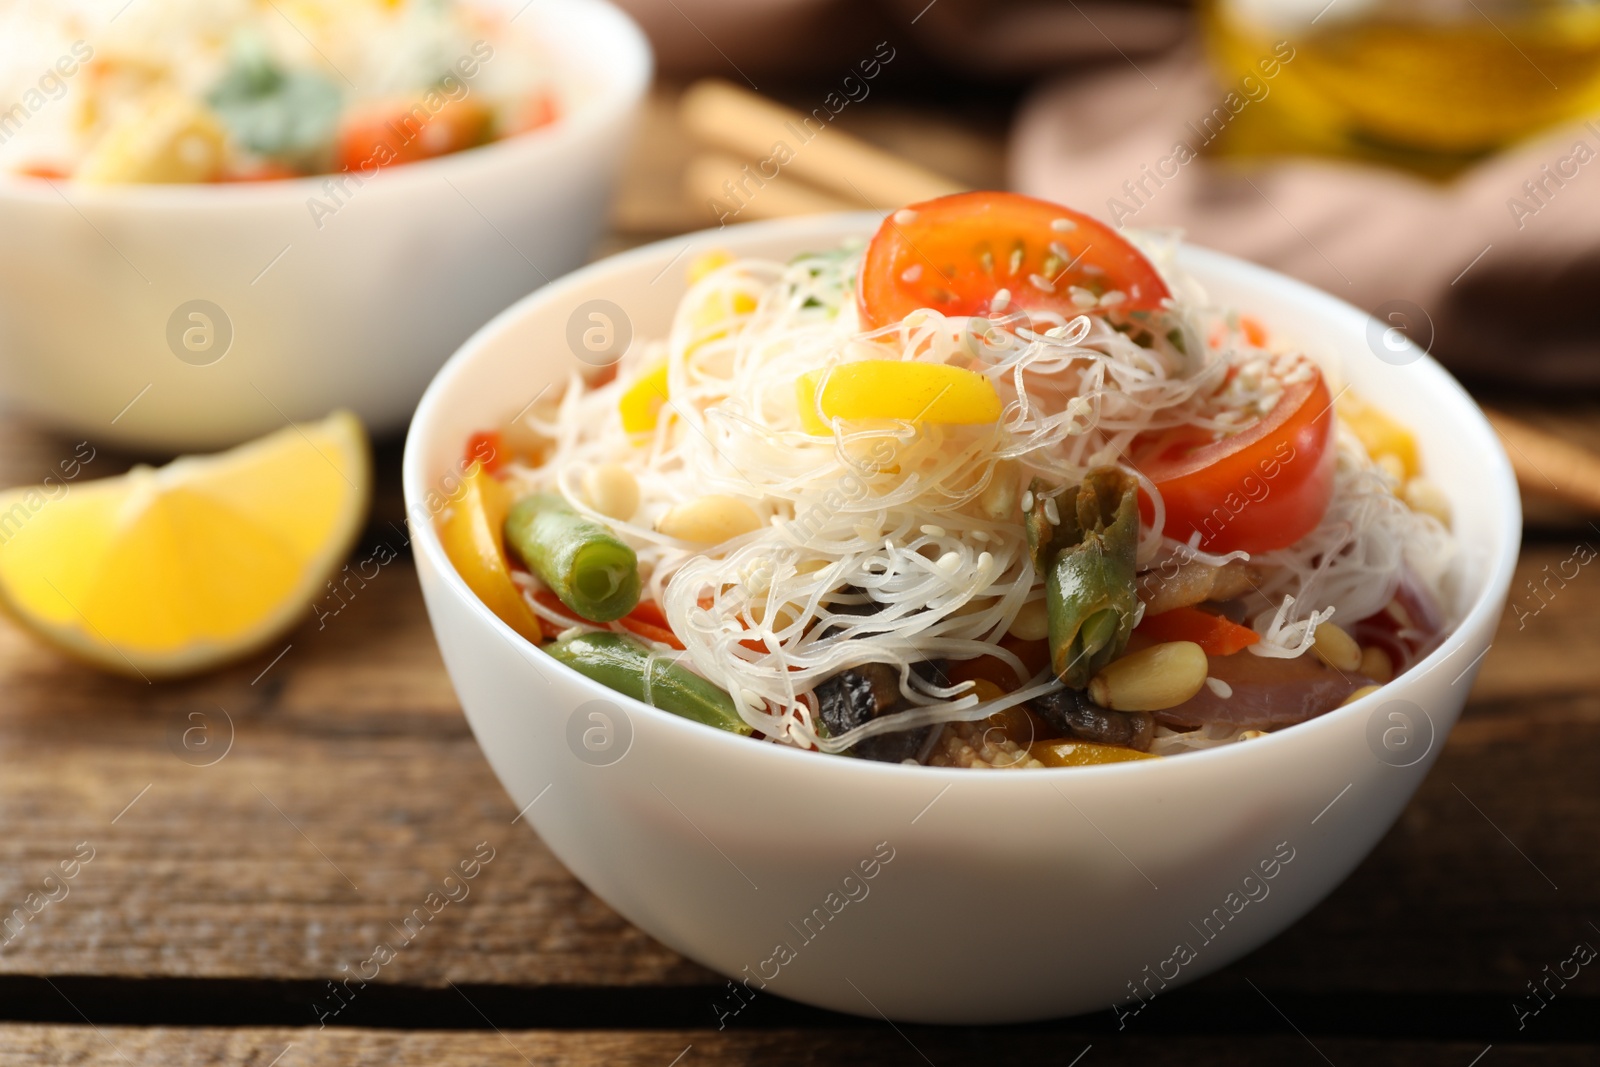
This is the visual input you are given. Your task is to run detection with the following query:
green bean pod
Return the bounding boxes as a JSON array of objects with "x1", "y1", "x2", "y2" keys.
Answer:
[
  {"x1": 504, "y1": 492, "x2": 640, "y2": 622},
  {"x1": 545, "y1": 631, "x2": 753, "y2": 736},
  {"x1": 1026, "y1": 468, "x2": 1140, "y2": 689}
]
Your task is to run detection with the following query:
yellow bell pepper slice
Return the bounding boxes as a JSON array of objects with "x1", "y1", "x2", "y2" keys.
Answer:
[
  {"x1": 619, "y1": 362, "x2": 670, "y2": 435},
  {"x1": 796, "y1": 361, "x2": 1003, "y2": 435},
  {"x1": 1028, "y1": 740, "x2": 1158, "y2": 767},
  {"x1": 685, "y1": 249, "x2": 756, "y2": 354},
  {"x1": 1337, "y1": 391, "x2": 1420, "y2": 479},
  {"x1": 687, "y1": 249, "x2": 735, "y2": 284},
  {"x1": 78, "y1": 91, "x2": 226, "y2": 184},
  {"x1": 437, "y1": 467, "x2": 543, "y2": 645}
]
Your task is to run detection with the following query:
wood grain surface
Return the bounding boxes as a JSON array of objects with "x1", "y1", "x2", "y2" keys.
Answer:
[
  {"x1": 8, "y1": 1026, "x2": 1600, "y2": 1067},
  {"x1": 2, "y1": 86, "x2": 1597, "y2": 1064}
]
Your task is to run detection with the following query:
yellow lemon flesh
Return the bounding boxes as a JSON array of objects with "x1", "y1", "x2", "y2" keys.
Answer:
[{"x1": 0, "y1": 411, "x2": 370, "y2": 678}]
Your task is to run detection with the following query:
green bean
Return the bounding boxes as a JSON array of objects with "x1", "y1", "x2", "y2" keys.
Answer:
[
  {"x1": 1026, "y1": 468, "x2": 1140, "y2": 689},
  {"x1": 545, "y1": 631, "x2": 753, "y2": 735},
  {"x1": 504, "y1": 492, "x2": 640, "y2": 622}
]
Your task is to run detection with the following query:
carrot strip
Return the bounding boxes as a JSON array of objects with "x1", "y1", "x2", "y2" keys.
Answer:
[
  {"x1": 618, "y1": 601, "x2": 686, "y2": 650},
  {"x1": 465, "y1": 430, "x2": 505, "y2": 475},
  {"x1": 1136, "y1": 606, "x2": 1259, "y2": 656},
  {"x1": 1239, "y1": 314, "x2": 1269, "y2": 348}
]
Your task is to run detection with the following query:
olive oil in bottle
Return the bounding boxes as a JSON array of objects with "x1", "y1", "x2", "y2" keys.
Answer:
[{"x1": 1202, "y1": 0, "x2": 1600, "y2": 171}]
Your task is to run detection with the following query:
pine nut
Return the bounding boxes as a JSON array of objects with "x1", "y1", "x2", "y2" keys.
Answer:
[
  {"x1": 582, "y1": 463, "x2": 640, "y2": 521},
  {"x1": 1359, "y1": 645, "x2": 1393, "y2": 684},
  {"x1": 656, "y1": 494, "x2": 763, "y2": 544},
  {"x1": 1088, "y1": 641, "x2": 1208, "y2": 711},
  {"x1": 954, "y1": 595, "x2": 995, "y2": 617},
  {"x1": 1341, "y1": 684, "x2": 1381, "y2": 706},
  {"x1": 1007, "y1": 598, "x2": 1050, "y2": 641},
  {"x1": 749, "y1": 599, "x2": 798, "y2": 632},
  {"x1": 979, "y1": 459, "x2": 1020, "y2": 520},
  {"x1": 1403, "y1": 477, "x2": 1451, "y2": 528},
  {"x1": 1312, "y1": 622, "x2": 1362, "y2": 672}
]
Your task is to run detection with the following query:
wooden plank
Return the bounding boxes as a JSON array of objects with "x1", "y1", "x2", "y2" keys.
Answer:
[
  {"x1": 0, "y1": 1025, "x2": 1594, "y2": 1067},
  {"x1": 0, "y1": 413, "x2": 1595, "y2": 998},
  {"x1": 0, "y1": 543, "x2": 707, "y2": 986}
]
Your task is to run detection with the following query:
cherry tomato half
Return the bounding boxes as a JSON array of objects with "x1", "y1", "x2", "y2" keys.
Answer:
[
  {"x1": 857, "y1": 191, "x2": 1172, "y2": 330},
  {"x1": 1136, "y1": 369, "x2": 1336, "y2": 555}
]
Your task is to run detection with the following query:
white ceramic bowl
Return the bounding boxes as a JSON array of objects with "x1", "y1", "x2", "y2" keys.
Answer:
[
  {"x1": 0, "y1": 0, "x2": 650, "y2": 453},
  {"x1": 404, "y1": 214, "x2": 1520, "y2": 1024}
]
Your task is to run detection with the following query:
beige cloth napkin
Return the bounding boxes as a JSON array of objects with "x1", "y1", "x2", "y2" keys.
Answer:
[{"x1": 1011, "y1": 47, "x2": 1600, "y2": 387}]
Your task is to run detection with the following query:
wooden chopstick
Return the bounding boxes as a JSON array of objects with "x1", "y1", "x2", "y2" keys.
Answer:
[
  {"x1": 678, "y1": 79, "x2": 966, "y2": 211},
  {"x1": 683, "y1": 151, "x2": 855, "y2": 221},
  {"x1": 675, "y1": 81, "x2": 1600, "y2": 518},
  {"x1": 1483, "y1": 409, "x2": 1600, "y2": 514}
]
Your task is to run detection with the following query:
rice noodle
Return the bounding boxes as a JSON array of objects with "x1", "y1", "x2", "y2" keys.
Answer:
[{"x1": 502, "y1": 239, "x2": 1460, "y2": 751}]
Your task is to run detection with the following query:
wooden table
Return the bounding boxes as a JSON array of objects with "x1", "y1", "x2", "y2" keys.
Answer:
[{"x1": 3, "y1": 87, "x2": 1599, "y2": 1066}]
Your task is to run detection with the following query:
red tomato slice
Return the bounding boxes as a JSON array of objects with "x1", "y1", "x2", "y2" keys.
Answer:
[
  {"x1": 1137, "y1": 369, "x2": 1336, "y2": 555},
  {"x1": 507, "y1": 90, "x2": 561, "y2": 135},
  {"x1": 857, "y1": 191, "x2": 1172, "y2": 330},
  {"x1": 17, "y1": 163, "x2": 72, "y2": 180},
  {"x1": 335, "y1": 96, "x2": 493, "y2": 173}
]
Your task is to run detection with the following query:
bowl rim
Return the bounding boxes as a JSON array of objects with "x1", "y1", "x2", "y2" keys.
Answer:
[
  {"x1": 403, "y1": 210, "x2": 1522, "y2": 782},
  {"x1": 0, "y1": 0, "x2": 652, "y2": 207}
]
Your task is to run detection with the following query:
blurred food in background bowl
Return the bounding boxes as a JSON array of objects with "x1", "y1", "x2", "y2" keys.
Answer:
[
  {"x1": 0, "y1": 0, "x2": 564, "y2": 182},
  {"x1": 0, "y1": 0, "x2": 650, "y2": 451}
]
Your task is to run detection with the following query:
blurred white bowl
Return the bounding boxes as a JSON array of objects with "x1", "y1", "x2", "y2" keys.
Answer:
[
  {"x1": 0, "y1": 0, "x2": 650, "y2": 452},
  {"x1": 404, "y1": 213, "x2": 1519, "y2": 1024}
]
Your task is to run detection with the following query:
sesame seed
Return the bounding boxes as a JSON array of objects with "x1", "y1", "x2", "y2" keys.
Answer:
[
  {"x1": 1048, "y1": 241, "x2": 1071, "y2": 259},
  {"x1": 976, "y1": 551, "x2": 994, "y2": 569},
  {"x1": 1099, "y1": 290, "x2": 1126, "y2": 307},
  {"x1": 1021, "y1": 489, "x2": 1035, "y2": 512},
  {"x1": 936, "y1": 551, "x2": 961, "y2": 572},
  {"x1": 894, "y1": 208, "x2": 918, "y2": 225},
  {"x1": 1050, "y1": 218, "x2": 1077, "y2": 232},
  {"x1": 1069, "y1": 287, "x2": 1098, "y2": 309},
  {"x1": 991, "y1": 288, "x2": 1012, "y2": 312},
  {"x1": 901, "y1": 264, "x2": 923, "y2": 283},
  {"x1": 1205, "y1": 677, "x2": 1233, "y2": 698},
  {"x1": 1028, "y1": 273, "x2": 1056, "y2": 293},
  {"x1": 1042, "y1": 496, "x2": 1060, "y2": 525},
  {"x1": 920, "y1": 524, "x2": 946, "y2": 538}
]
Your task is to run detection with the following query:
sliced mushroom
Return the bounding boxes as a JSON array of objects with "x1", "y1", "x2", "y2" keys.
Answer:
[
  {"x1": 1138, "y1": 559, "x2": 1262, "y2": 618},
  {"x1": 813, "y1": 660, "x2": 945, "y2": 763},
  {"x1": 1030, "y1": 686, "x2": 1154, "y2": 751},
  {"x1": 814, "y1": 662, "x2": 900, "y2": 737}
]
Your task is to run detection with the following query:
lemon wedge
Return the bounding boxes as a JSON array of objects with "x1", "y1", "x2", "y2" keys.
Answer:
[{"x1": 0, "y1": 411, "x2": 370, "y2": 677}]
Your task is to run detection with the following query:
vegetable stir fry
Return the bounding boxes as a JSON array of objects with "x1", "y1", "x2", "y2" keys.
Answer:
[
  {"x1": 442, "y1": 192, "x2": 1461, "y2": 768},
  {"x1": 0, "y1": 0, "x2": 560, "y2": 182}
]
